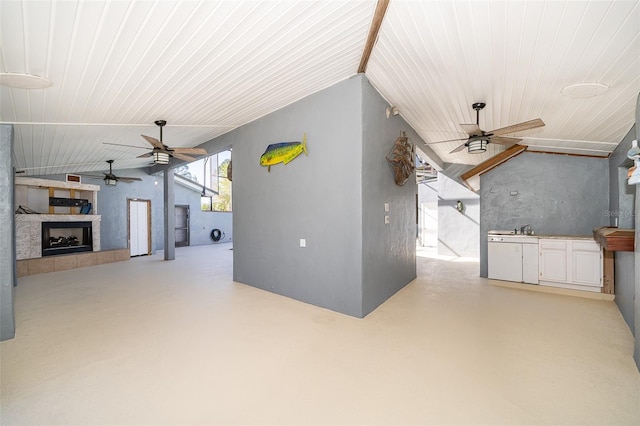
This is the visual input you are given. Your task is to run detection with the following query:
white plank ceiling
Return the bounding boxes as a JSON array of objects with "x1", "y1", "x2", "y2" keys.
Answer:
[{"x1": 1, "y1": 0, "x2": 639, "y2": 176}]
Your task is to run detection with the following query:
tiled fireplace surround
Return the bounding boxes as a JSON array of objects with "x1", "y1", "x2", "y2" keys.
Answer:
[{"x1": 15, "y1": 214, "x2": 129, "y2": 277}]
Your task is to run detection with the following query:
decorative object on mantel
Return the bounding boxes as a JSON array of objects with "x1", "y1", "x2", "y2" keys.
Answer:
[
  {"x1": 627, "y1": 140, "x2": 639, "y2": 185},
  {"x1": 260, "y1": 134, "x2": 308, "y2": 172},
  {"x1": 386, "y1": 131, "x2": 415, "y2": 186},
  {"x1": 15, "y1": 205, "x2": 38, "y2": 214}
]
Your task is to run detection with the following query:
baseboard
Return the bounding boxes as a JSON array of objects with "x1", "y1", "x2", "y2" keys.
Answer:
[{"x1": 488, "y1": 279, "x2": 615, "y2": 301}]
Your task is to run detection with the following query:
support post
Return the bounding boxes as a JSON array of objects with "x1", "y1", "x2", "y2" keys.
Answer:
[
  {"x1": 163, "y1": 170, "x2": 175, "y2": 260},
  {"x1": 0, "y1": 124, "x2": 16, "y2": 341},
  {"x1": 602, "y1": 249, "x2": 614, "y2": 294}
]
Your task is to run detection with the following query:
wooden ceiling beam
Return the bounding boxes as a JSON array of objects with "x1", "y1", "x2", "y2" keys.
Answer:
[
  {"x1": 460, "y1": 144, "x2": 528, "y2": 191},
  {"x1": 358, "y1": 0, "x2": 390, "y2": 73}
]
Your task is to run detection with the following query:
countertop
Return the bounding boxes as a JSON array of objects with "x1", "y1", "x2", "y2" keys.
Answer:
[
  {"x1": 535, "y1": 234, "x2": 594, "y2": 240},
  {"x1": 488, "y1": 230, "x2": 595, "y2": 241}
]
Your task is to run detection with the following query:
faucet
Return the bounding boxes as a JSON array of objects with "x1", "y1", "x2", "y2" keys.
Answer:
[{"x1": 520, "y1": 224, "x2": 532, "y2": 235}]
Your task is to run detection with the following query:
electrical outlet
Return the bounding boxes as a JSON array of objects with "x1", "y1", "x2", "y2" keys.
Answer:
[{"x1": 384, "y1": 215, "x2": 390, "y2": 224}]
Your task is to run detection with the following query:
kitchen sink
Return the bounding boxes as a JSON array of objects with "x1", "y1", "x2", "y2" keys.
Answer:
[{"x1": 488, "y1": 234, "x2": 538, "y2": 243}]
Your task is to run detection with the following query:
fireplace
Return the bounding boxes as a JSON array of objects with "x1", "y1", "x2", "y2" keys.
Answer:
[{"x1": 42, "y1": 221, "x2": 93, "y2": 256}]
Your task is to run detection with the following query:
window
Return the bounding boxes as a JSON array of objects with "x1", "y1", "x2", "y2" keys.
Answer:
[{"x1": 174, "y1": 150, "x2": 232, "y2": 212}]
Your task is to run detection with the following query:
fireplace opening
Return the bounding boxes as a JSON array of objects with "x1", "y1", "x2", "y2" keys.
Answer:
[{"x1": 42, "y1": 221, "x2": 93, "y2": 256}]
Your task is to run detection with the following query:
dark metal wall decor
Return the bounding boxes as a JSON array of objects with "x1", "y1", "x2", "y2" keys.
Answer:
[{"x1": 386, "y1": 131, "x2": 415, "y2": 186}]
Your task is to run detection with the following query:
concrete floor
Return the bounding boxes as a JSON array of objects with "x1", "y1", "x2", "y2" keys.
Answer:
[{"x1": 1, "y1": 243, "x2": 639, "y2": 425}]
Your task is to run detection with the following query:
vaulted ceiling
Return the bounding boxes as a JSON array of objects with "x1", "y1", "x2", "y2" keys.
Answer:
[{"x1": 2, "y1": 0, "x2": 639, "y2": 176}]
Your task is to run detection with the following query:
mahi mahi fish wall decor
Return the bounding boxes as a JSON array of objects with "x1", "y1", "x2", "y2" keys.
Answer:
[
  {"x1": 260, "y1": 134, "x2": 308, "y2": 172},
  {"x1": 386, "y1": 131, "x2": 415, "y2": 186}
]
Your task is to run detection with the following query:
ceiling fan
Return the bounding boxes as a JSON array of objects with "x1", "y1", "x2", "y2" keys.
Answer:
[
  {"x1": 139, "y1": 120, "x2": 208, "y2": 164},
  {"x1": 80, "y1": 160, "x2": 142, "y2": 186},
  {"x1": 430, "y1": 103, "x2": 545, "y2": 154},
  {"x1": 104, "y1": 120, "x2": 208, "y2": 164}
]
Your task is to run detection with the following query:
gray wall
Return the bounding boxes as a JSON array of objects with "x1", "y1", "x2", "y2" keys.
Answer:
[
  {"x1": 480, "y1": 152, "x2": 609, "y2": 277},
  {"x1": 230, "y1": 74, "x2": 418, "y2": 317},
  {"x1": 232, "y1": 76, "x2": 364, "y2": 317},
  {"x1": 0, "y1": 124, "x2": 15, "y2": 341},
  {"x1": 417, "y1": 180, "x2": 438, "y2": 248},
  {"x1": 634, "y1": 93, "x2": 640, "y2": 369},
  {"x1": 438, "y1": 164, "x2": 480, "y2": 258},
  {"x1": 361, "y1": 77, "x2": 417, "y2": 316},
  {"x1": 608, "y1": 125, "x2": 637, "y2": 334},
  {"x1": 635, "y1": 183, "x2": 639, "y2": 368}
]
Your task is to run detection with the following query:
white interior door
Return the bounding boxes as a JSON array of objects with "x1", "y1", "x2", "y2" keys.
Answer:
[{"x1": 129, "y1": 200, "x2": 150, "y2": 256}]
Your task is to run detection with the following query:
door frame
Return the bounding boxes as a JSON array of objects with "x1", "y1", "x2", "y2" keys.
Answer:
[
  {"x1": 175, "y1": 204, "x2": 190, "y2": 247},
  {"x1": 127, "y1": 198, "x2": 152, "y2": 256}
]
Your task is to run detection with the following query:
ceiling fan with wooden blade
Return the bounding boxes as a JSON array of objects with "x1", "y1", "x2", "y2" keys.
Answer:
[
  {"x1": 103, "y1": 120, "x2": 208, "y2": 164},
  {"x1": 430, "y1": 103, "x2": 544, "y2": 154},
  {"x1": 80, "y1": 160, "x2": 142, "y2": 185},
  {"x1": 138, "y1": 120, "x2": 208, "y2": 164}
]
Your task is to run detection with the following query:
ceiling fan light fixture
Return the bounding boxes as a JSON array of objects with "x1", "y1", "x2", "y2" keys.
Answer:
[
  {"x1": 153, "y1": 151, "x2": 170, "y2": 165},
  {"x1": 104, "y1": 177, "x2": 118, "y2": 186},
  {"x1": 467, "y1": 139, "x2": 488, "y2": 154}
]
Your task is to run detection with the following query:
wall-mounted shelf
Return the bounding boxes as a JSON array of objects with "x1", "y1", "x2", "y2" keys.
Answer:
[
  {"x1": 15, "y1": 177, "x2": 100, "y2": 215},
  {"x1": 593, "y1": 227, "x2": 635, "y2": 252}
]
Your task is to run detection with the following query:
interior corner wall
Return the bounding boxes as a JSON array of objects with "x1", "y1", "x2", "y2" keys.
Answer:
[
  {"x1": 608, "y1": 125, "x2": 636, "y2": 335},
  {"x1": 232, "y1": 76, "x2": 364, "y2": 317},
  {"x1": 479, "y1": 152, "x2": 609, "y2": 277},
  {"x1": 0, "y1": 124, "x2": 16, "y2": 341},
  {"x1": 361, "y1": 77, "x2": 417, "y2": 317}
]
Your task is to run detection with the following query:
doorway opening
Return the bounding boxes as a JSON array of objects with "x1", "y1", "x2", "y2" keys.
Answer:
[{"x1": 175, "y1": 205, "x2": 190, "y2": 247}]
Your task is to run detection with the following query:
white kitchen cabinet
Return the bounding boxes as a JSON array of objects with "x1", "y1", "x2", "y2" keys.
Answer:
[
  {"x1": 538, "y1": 239, "x2": 602, "y2": 292},
  {"x1": 539, "y1": 240, "x2": 568, "y2": 282},
  {"x1": 570, "y1": 241, "x2": 602, "y2": 286}
]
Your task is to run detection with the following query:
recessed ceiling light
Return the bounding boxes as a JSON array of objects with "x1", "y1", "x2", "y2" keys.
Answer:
[
  {"x1": 0, "y1": 72, "x2": 52, "y2": 89},
  {"x1": 561, "y1": 83, "x2": 609, "y2": 98}
]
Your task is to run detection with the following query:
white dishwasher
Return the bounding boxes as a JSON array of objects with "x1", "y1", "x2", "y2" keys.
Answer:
[{"x1": 488, "y1": 235, "x2": 539, "y2": 284}]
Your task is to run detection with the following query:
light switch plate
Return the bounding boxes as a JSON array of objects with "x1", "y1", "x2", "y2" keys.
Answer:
[
  {"x1": 384, "y1": 215, "x2": 390, "y2": 224},
  {"x1": 384, "y1": 202, "x2": 389, "y2": 212},
  {"x1": 300, "y1": 238, "x2": 306, "y2": 247}
]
